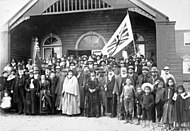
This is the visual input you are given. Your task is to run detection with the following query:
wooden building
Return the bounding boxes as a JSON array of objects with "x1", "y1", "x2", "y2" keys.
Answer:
[
  {"x1": 0, "y1": 0, "x2": 182, "y2": 83},
  {"x1": 175, "y1": 30, "x2": 190, "y2": 90}
]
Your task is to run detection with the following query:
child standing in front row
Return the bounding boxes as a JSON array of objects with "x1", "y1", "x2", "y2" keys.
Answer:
[
  {"x1": 173, "y1": 85, "x2": 190, "y2": 130},
  {"x1": 154, "y1": 80, "x2": 165, "y2": 123},
  {"x1": 120, "y1": 78, "x2": 135, "y2": 124},
  {"x1": 135, "y1": 85, "x2": 144, "y2": 125},
  {"x1": 162, "y1": 77, "x2": 175, "y2": 130},
  {"x1": 141, "y1": 83, "x2": 154, "y2": 128}
]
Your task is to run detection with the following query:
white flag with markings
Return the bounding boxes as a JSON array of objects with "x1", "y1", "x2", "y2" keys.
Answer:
[{"x1": 101, "y1": 12, "x2": 134, "y2": 56}]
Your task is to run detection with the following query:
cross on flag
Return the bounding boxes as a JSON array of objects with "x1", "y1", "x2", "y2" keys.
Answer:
[{"x1": 102, "y1": 12, "x2": 135, "y2": 56}]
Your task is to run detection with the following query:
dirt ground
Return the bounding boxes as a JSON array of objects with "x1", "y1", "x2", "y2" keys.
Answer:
[{"x1": 0, "y1": 111, "x2": 161, "y2": 131}]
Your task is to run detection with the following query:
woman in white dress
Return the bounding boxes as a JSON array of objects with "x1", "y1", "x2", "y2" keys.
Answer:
[{"x1": 61, "y1": 70, "x2": 80, "y2": 115}]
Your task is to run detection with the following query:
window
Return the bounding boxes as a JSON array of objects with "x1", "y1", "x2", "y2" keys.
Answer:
[
  {"x1": 184, "y1": 32, "x2": 190, "y2": 46},
  {"x1": 75, "y1": 31, "x2": 106, "y2": 51},
  {"x1": 42, "y1": 33, "x2": 62, "y2": 60},
  {"x1": 134, "y1": 33, "x2": 145, "y2": 57}
]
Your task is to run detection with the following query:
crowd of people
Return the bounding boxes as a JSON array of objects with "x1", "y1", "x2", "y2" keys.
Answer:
[{"x1": 0, "y1": 54, "x2": 190, "y2": 130}]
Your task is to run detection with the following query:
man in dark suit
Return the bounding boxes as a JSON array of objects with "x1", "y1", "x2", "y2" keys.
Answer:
[
  {"x1": 137, "y1": 66, "x2": 152, "y2": 86},
  {"x1": 12, "y1": 66, "x2": 25, "y2": 114}
]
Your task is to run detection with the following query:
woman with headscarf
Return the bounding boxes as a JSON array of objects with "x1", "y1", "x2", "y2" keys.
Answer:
[{"x1": 61, "y1": 70, "x2": 80, "y2": 115}]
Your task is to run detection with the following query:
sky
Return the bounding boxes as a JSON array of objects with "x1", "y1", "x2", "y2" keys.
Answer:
[{"x1": 0, "y1": 0, "x2": 190, "y2": 30}]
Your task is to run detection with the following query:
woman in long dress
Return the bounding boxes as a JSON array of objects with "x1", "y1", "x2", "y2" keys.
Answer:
[{"x1": 61, "y1": 70, "x2": 80, "y2": 115}]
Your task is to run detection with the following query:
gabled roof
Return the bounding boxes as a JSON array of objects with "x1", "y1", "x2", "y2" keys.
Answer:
[{"x1": 8, "y1": 0, "x2": 169, "y2": 30}]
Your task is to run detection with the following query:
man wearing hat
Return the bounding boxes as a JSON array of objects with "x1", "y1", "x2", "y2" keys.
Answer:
[
  {"x1": 150, "y1": 67, "x2": 165, "y2": 123},
  {"x1": 87, "y1": 56, "x2": 94, "y2": 70},
  {"x1": 97, "y1": 68, "x2": 107, "y2": 116},
  {"x1": 24, "y1": 70, "x2": 32, "y2": 114},
  {"x1": 50, "y1": 69, "x2": 59, "y2": 114},
  {"x1": 106, "y1": 66, "x2": 117, "y2": 117},
  {"x1": 113, "y1": 66, "x2": 134, "y2": 120},
  {"x1": 12, "y1": 66, "x2": 25, "y2": 114},
  {"x1": 119, "y1": 60, "x2": 126, "y2": 68},
  {"x1": 99, "y1": 60, "x2": 108, "y2": 74},
  {"x1": 127, "y1": 65, "x2": 139, "y2": 118},
  {"x1": 160, "y1": 66, "x2": 175, "y2": 84},
  {"x1": 134, "y1": 58, "x2": 142, "y2": 76},
  {"x1": 55, "y1": 68, "x2": 68, "y2": 113},
  {"x1": 151, "y1": 67, "x2": 165, "y2": 87},
  {"x1": 55, "y1": 65, "x2": 61, "y2": 77},
  {"x1": 137, "y1": 66, "x2": 152, "y2": 86},
  {"x1": 128, "y1": 65, "x2": 138, "y2": 88}
]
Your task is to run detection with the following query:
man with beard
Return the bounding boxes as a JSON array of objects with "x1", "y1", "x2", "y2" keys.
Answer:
[
  {"x1": 127, "y1": 65, "x2": 138, "y2": 118},
  {"x1": 113, "y1": 67, "x2": 134, "y2": 120},
  {"x1": 127, "y1": 65, "x2": 138, "y2": 89}
]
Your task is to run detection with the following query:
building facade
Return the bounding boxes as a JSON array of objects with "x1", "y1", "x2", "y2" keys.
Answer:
[{"x1": 0, "y1": 0, "x2": 182, "y2": 83}]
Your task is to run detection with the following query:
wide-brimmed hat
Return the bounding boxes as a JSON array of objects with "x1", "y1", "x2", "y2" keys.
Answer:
[
  {"x1": 128, "y1": 65, "x2": 134, "y2": 70},
  {"x1": 151, "y1": 67, "x2": 159, "y2": 72},
  {"x1": 142, "y1": 66, "x2": 149, "y2": 71},
  {"x1": 99, "y1": 60, "x2": 106, "y2": 65},
  {"x1": 142, "y1": 83, "x2": 154, "y2": 92}
]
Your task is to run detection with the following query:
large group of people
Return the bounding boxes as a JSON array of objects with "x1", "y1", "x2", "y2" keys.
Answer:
[{"x1": 0, "y1": 54, "x2": 190, "y2": 130}]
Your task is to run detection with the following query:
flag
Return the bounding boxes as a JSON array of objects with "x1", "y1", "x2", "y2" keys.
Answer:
[
  {"x1": 33, "y1": 37, "x2": 42, "y2": 70},
  {"x1": 102, "y1": 12, "x2": 135, "y2": 56},
  {"x1": 34, "y1": 53, "x2": 42, "y2": 70}
]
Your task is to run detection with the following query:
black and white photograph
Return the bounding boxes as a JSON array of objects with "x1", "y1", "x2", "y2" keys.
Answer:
[{"x1": 0, "y1": 0, "x2": 190, "y2": 131}]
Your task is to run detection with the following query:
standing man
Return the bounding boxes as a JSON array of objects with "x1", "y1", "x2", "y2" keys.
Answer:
[
  {"x1": 13, "y1": 66, "x2": 25, "y2": 114},
  {"x1": 160, "y1": 66, "x2": 175, "y2": 85},
  {"x1": 106, "y1": 67, "x2": 117, "y2": 117},
  {"x1": 113, "y1": 67, "x2": 134, "y2": 120},
  {"x1": 50, "y1": 70, "x2": 59, "y2": 114},
  {"x1": 137, "y1": 66, "x2": 152, "y2": 86}
]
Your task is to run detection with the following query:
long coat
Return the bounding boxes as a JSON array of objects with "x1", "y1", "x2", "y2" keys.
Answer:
[
  {"x1": 77, "y1": 72, "x2": 89, "y2": 109},
  {"x1": 55, "y1": 74, "x2": 66, "y2": 108},
  {"x1": 50, "y1": 76, "x2": 58, "y2": 114},
  {"x1": 12, "y1": 76, "x2": 25, "y2": 104},
  {"x1": 24, "y1": 78, "x2": 40, "y2": 114}
]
